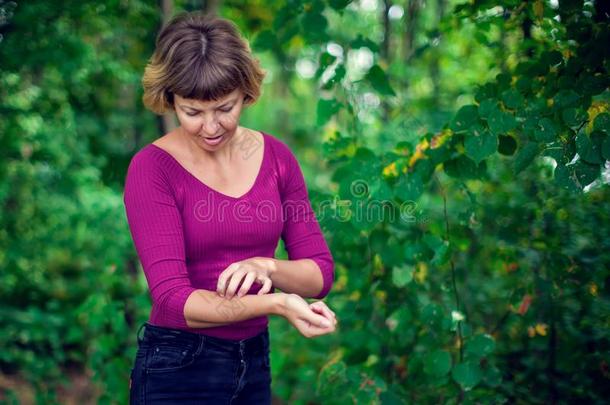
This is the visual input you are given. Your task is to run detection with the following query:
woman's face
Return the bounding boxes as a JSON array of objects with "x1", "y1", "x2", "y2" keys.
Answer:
[{"x1": 173, "y1": 88, "x2": 245, "y2": 151}]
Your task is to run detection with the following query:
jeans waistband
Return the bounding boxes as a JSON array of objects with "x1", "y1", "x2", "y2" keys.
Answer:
[{"x1": 137, "y1": 322, "x2": 269, "y2": 355}]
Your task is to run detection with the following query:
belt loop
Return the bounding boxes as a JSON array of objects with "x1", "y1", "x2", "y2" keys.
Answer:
[
  {"x1": 136, "y1": 322, "x2": 146, "y2": 344},
  {"x1": 196, "y1": 334, "x2": 205, "y2": 356}
]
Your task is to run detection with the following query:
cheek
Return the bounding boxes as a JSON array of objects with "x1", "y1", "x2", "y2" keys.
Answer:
[
  {"x1": 219, "y1": 111, "x2": 240, "y2": 128},
  {"x1": 178, "y1": 116, "x2": 202, "y2": 132}
]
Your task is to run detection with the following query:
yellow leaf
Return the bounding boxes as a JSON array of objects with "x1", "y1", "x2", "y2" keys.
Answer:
[
  {"x1": 408, "y1": 138, "x2": 430, "y2": 168},
  {"x1": 527, "y1": 326, "x2": 536, "y2": 338},
  {"x1": 535, "y1": 323, "x2": 548, "y2": 336},
  {"x1": 430, "y1": 129, "x2": 452, "y2": 149},
  {"x1": 382, "y1": 161, "x2": 399, "y2": 178},
  {"x1": 590, "y1": 283, "x2": 598, "y2": 296},
  {"x1": 587, "y1": 100, "x2": 609, "y2": 133},
  {"x1": 414, "y1": 262, "x2": 428, "y2": 284}
]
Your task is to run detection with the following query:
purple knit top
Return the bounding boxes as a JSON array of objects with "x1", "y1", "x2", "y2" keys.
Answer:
[{"x1": 122, "y1": 131, "x2": 334, "y2": 340}]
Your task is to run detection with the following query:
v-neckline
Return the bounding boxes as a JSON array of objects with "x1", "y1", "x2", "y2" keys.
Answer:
[{"x1": 149, "y1": 131, "x2": 267, "y2": 201}]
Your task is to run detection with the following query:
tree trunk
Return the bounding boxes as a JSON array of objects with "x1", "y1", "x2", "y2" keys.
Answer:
[
  {"x1": 402, "y1": 0, "x2": 421, "y2": 63},
  {"x1": 159, "y1": 0, "x2": 177, "y2": 134},
  {"x1": 430, "y1": 0, "x2": 446, "y2": 109}
]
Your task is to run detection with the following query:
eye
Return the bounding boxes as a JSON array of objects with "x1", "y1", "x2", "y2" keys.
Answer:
[
  {"x1": 219, "y1": 106, "x2": 233, "y2": 113},
  {"x1": 185, "y1": 111, "x2": 199, "y2": 117}
]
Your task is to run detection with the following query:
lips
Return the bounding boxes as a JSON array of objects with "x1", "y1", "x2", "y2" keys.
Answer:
[{"x1": 201, "y1": 133, "x2": 224, "y2": 145}]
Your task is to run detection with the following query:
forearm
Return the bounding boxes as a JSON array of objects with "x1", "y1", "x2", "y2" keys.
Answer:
[
  {"x1": 183, "y1": 289, "x2": 284, "y2": 328},
  {"x1": 267, "y1": 258, "x2": 324, "y2": 298}
]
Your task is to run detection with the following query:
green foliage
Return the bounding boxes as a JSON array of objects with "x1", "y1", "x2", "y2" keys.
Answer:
[{"x1": 1, "y1": 0, "x2": 609, "y2": 404}]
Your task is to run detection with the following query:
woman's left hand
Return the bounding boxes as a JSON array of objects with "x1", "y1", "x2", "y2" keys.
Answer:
[{"x1": 216, "y1": 257, "x2": 274, "y2": 299}]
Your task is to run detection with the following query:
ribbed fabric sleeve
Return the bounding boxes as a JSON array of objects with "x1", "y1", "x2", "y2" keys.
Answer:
[
  {"x1": 121, "y1": 131, "x2": 335, "y2": 339},
  {"x1": 122, "y1": 150, "x2": 197, "y2": 329},
  {"x1": 274, "y1": 139, "x2": 335, "y2": 299}
]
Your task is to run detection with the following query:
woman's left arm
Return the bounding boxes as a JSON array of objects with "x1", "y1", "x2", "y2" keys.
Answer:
[
  {"x1": 271, "y1": 142, "x2": 335, "y2": 299},
  {"x1": 216, "y1": 141, "x2": 335, "y2": 301},
  {"x1": 265, "y1": 257, "x2": 326, "y2": 298}
]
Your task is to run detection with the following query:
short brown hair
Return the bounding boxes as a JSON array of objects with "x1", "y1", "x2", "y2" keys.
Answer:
[{"x1": 142, "y1": 12, "x2": 266, "y2": 114}]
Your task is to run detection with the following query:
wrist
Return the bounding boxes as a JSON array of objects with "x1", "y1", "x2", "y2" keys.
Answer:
[
  {"x1": 265, "y1": 257, "x2": 278, "y2": 278},
  {"x1": 270, "y1": 292, "x2": 287, "y2": 317}
]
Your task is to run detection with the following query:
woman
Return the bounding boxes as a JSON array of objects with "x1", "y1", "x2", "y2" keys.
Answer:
[{"x1": 123, "y1": 11, "x2": 338, "y2": 404}]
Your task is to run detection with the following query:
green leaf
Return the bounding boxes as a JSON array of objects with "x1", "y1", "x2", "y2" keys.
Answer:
[
  {"x1": 514, "y1": 142, "x2": 539, "y2": 174},
  {"x1": 487, "y1": 107, "x2": 517, "y2": 135},
  {"x1": 465, "y1": 129, "x2": 497, "y2": 163},
  {"x1": 501, "y1": 89, "x2": 524, "y2": 109},
  {"x1": 482, "y1": 365, "x2": 502, "y2": 387},
  {"x1": 573, "y1": 160, "x2": 601, "y2": 187},
  {"x1": 315, "y1": 52, "x2": 336, "y2": 79},
  {"x1": 576, "y1": 131, "x2": 604, "y2": 164},
  {"x1": 478, "y1": 99, "x2": 496, "y2": 119},
  {"x1": 534, "y1": 118, "x2": 558, "y2": 143},
  {"x1": 498, "y1": 135, "x2": 517, "y2": 155},
  {"x1": 394, "y1": 173, "x2": 423, "y2": 201},
  {"x1": 350, "y1": 34, "x2": 379, "y2": 52},
  {"x1": 465, "y1": 334, "x2": 495, "y2": 358},
  {"x1": 424, "y1": 350, "x2": 452, "y2": 377},
  {"x1": 444, "y1": 156, "x2": 486, "y2": 179},
  {"x1": 431, "y1": 241, "x2": 451, "y2": 266},
  {"x1": 328, "y1": 0, "x2": 353, "y2": 10},
  {"x1": 554, "y1": 164, "x2": 580, "y2": 192},
  {"x1": 452, "y1": 361, "x2": 483, "y2": 390},
  {"x1": 561, "y1": 107, "x2": 587, "y2": 128},
  {"x1": 392, "y1": 264, "x2": 414, "y2": 287},
  {"x1": 450, "y1": 105, "x2": 479, "y2": 132},
  {"x1": 316, "y1": 98, "x2": 341, "y2": 126},
  {"x1": 544, "y1": 50, "x2": 564, "y2": 66},
  {"x1": 602, "y1": 135, "x2": 610, "y2": 160},
  {"x1": 593, "y1": 112, "x2": 610, "y2": 133},
  {"x1": 515, "y1": 76, "x2": 532, "y2": 94},
  {"x1": 301, "y1": 12, "x2": 328, "y2": 41},
  {"x1": 553, "y1": 89, "x2": 581, "y2": 108},
  {"x1": 365, "y1": 64, "x2": 396, "y2": 96},
  {"x1": 322, "y1": 63, "x2": 346, "y2": 90}
]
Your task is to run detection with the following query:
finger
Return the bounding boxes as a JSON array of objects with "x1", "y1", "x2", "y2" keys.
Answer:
[
  {"x1": 225, "y1": 270, "x2": 247, "y2": 299},
  {"x1": 217, "y1": 263, "x2": 239, "y2": 296},
  {"x1": 310, "y1": 302, "x2": 335, "y2": 321},
  {"x1": 256, "y1": 278, "x2": 273, "y2": 295},
  {"x1": 302, "y1": 310, "x2": 332, "y2": 329},
  {"x1": 236, "y1": 272, "x2": 257, "y2": 298}
]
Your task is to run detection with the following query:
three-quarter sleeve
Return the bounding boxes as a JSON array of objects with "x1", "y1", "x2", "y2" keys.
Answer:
[
  {"x1": 278, "y1": 141, "x2": 335, "y2": 299},
  {"x1": 122, "y1": 150, "x2": 197, "y2": 329}
]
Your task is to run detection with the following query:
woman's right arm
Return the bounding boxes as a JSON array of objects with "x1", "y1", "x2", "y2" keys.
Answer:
[{"x1": 184, "y1": 290, "x2": 286, "y2": 328}]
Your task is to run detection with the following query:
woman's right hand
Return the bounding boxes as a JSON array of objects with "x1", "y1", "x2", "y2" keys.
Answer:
[{"x1": 278, "y1": 293, "x2": 338, "y2": 338}]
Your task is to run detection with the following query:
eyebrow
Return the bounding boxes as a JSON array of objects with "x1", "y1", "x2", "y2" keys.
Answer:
[{"x1": 179, "y1": 99, "x2": 235, "y2": 111}]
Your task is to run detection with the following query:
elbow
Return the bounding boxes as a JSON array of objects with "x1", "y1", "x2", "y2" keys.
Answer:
[
  {"x1": 311, "y1": 256, "x2": 335, "y2": 300},
  {"x1": 153, "y1": 286, "x2": 197, "y2": 329}
]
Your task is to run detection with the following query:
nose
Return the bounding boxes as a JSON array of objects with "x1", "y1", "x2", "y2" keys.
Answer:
[{"x1": 200, "y1": 116, "x2": 220, "y2": 136}]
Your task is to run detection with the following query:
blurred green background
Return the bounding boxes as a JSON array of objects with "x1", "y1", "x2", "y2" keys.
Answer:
[{"x1": 1, "y1": 0, "x2": 609, "y2": 403}]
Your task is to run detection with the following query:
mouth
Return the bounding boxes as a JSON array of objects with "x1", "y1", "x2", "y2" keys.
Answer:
[{"x1": 200, "y1": 133, "x2": 224, "y2": 145}]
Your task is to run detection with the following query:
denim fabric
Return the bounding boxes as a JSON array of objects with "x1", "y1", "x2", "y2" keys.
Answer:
[{"x1": 129, "y1": 322, "x2": 272, "y2": 404}]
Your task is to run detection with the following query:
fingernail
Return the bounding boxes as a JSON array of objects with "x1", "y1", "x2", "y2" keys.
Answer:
[{"x1": 322, "y1": 320, "x2": 331, "y2": 327}]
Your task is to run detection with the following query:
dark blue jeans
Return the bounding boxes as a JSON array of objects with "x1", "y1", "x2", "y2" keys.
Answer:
[{"x1": 129, "y1": 322, "x2": 272, "y2": 404}]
